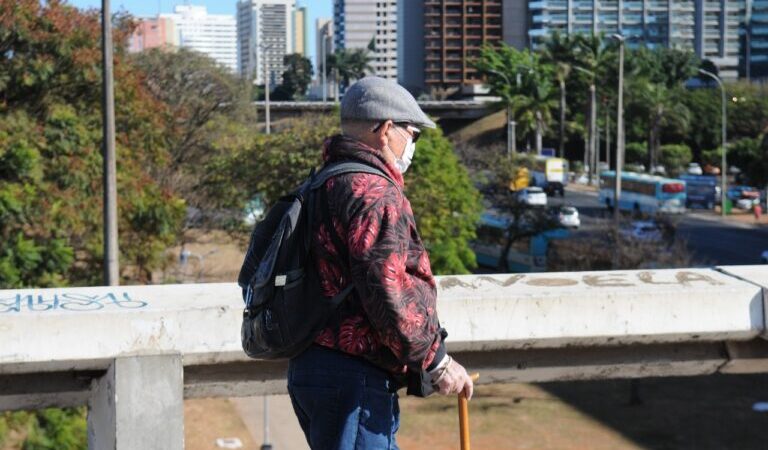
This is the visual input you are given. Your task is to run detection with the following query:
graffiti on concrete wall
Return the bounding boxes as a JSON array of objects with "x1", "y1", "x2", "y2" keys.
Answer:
[
  {"x1": 439, "y1": 271, "x2": 725, "y2": 291},
  {"x1": 0, "y1": 291, "x2": 148, "y2": 314}
]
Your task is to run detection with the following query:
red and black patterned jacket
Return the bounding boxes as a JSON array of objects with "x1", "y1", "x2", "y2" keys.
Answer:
[{"x1": 311, "y1": 135, "x2": 446, "y2": 382}]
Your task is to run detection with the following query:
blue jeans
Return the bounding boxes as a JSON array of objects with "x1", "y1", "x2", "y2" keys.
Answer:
[{"x1": 287, "y1": 345, "x2": 400, "y2": 450}]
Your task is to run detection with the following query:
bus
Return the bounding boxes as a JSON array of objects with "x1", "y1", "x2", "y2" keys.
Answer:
[
  {"x1": 472, "y1": 211, "x2": 570, "y2": 273},
  {"x1": 679, "y1": 174, "x2": 719, "y2": 209},
  {"x1": 598, "y1": 171, "x2": 686, "y2": 215},
  {"x1": 530, "y1": 156, "x2": 568, "y2": 196}
]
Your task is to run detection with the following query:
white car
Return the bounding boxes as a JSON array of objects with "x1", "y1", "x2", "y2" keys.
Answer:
[
  {"x1": 621, "y1": 221, "x2": 662, "y2": 242},
  {"x1": 687, "y1": 163, "x2": 703, "y2": 175},
  {"x1": 516, "y1": 187, "x2": 547, "y2": 207},
  {"x1": 558, "y1": 206, "x2": 580, "y2": 228},
  {"x1": 762, "y1": 251, "x2": 768, "y2": 264}
]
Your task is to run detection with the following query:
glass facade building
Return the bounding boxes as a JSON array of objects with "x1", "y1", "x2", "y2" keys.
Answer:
[
  {"x1": 745, "y1": 0, "x2": 768, "y2": 79},
  {"x1": 528, "y1": 0, "x2": 746, "y2": 79}
]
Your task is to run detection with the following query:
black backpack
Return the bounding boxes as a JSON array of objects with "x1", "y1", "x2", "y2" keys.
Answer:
[{"x1": 238, "y1": 161, "x2": 398, "y2": 360}]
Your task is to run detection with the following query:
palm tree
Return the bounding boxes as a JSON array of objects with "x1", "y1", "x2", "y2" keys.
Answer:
[
  {"x1": 509, "y1": 68, "x2": 559, "y2": 155},
  {"x1": 541, "y1": 31, "x2": 578, "y2": 159},
  {"x1": 574, "y1": 34, "x2": 615, "y2": 183},
  {"x1": 325, "y1": 48, "x2": 374, "y2": 92},
  {"x1": 635, "y1": 81, "x2": 690, "y2": 171}
]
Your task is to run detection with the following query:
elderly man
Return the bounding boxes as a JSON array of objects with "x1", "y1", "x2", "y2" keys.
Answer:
[{"x1": 287, "y1": 77, "x2": 473, "y2": 450}]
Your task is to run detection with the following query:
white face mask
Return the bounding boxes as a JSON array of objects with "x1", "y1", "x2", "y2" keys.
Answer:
[{"x1": 390, "y1": 125, "x2": 418, "y2": 174}]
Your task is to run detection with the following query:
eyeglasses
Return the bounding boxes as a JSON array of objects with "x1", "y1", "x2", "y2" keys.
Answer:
[{"x1": 371, "y1": 121, "x2": 421, "y2": 143}]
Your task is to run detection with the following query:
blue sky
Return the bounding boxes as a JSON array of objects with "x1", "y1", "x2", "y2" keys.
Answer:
[{"x1": 68, "y1": 0, "x2": 333, "y2": 68}]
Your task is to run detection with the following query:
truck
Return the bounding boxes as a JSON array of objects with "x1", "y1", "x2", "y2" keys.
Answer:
[
  {"x1": 530, "y1": 156, "x2": 568, "y2": 196},
  {"x1": 679, "y1": 174, "x2": 719, "y2": 209}
]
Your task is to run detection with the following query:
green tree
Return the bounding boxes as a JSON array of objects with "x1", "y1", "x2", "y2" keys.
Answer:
[
  {"x1": 714, "y1": 137, "x2": 767, "y2": 186},
  {"x1": 0, "y1": 1, "x2": 189, "y2": 443},
  {"x1": 541, "y1": 31, "x2": 579, "y2": 158},
  {"x1": 631, "y1": 80, "x2": 690, "y2": 171},
  {"x1": 325, "y1": 48, "x2": 373, "y2": 91},
  {"x1": 406, "y1": 127, "x2": 483, "y2": 275},
  {"x1": 659, "y1": 144, "x2": 693, "y2": 176},
  {"x1": 573, "y1": 34, "x2": 615, "y2": 180},
  {"x1": 130, "y1": 48, "x2": 254, "y2": 219},
  {"x1": 274, "y1": 53, "x2": 314, "y2": 100},
  {"x1": 625, "y1": 142, "x2": 648, "y2": 167}
]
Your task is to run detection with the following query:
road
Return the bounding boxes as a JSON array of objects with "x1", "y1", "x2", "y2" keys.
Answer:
[{"x1": 549, "y1": 187, "x2": 768, "y2": 266}]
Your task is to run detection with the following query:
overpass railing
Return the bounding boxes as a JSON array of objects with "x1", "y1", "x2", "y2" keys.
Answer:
[{"x1": 1, "y1": 266, "x2": 766, "y2": 449}]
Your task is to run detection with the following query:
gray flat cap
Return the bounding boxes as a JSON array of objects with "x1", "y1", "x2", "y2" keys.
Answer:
[{"x1": 340, "y1": 76, "x2": 436, "y2": 129}]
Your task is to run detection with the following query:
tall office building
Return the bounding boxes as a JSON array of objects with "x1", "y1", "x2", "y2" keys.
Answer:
[
  {"x1": 422, "y1": 0, "x2": 503, "y2": 92},
  {"x1": 160, "y1": 5, "x2": 238, "y2": 73},
  {"x1": 294, "y1": 5, "x2": 307, "y2": 55},
  {"x1": 398, "y1": 0, "x2": 425, "y2": 93},
  {"x1": 527, "y1": 0, "x2": 746, "y2": 79},
  {"x1": 237, "y1": 0, "x2": 295, "y2": 84},
  {"x1": 333, "y1": 0, "x2": 398, "y2": 80},
  {"x1": 743, "y1": 0, "x2": 768, "y2": 79}
]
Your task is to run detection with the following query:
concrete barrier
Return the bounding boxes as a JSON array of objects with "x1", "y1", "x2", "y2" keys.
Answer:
[{"x1": 1, "y1": 266, "x2": 767, "y2": 449}]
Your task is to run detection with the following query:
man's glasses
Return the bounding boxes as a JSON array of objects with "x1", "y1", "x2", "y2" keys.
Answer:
[{"x1": 370, "y1": 122, "x2": 421, "y2": 143}]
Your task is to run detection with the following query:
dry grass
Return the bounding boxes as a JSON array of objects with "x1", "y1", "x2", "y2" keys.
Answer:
[
  {"x1": 185, "y1": 398, "x2": 255, "y2": 450},
  {"x1": 398, "y1": 383, "x2": 641, "y2": 450}
]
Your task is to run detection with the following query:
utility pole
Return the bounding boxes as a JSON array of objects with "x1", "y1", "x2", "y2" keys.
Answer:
[
  {"x1": 606, "y1": 108, "x2": 611, "y2": 169},
  {"x1": 321, "y1": 34, "x2": 327, "y2": 102},
  {"x1": 261, "y1": 43, "x2": 272, "y2": 135},
  {"x1": 511, "y1": 120, "x2": 517, "y2": 154},
  {"x1": 698, "y1": 69, "x2": 728, "y2": 217},
  {"x1": 101, "y1": 0, "x2": 119, "y2": 286},
  {"x1": 613, "y1": 34, "x2": 625, "y2": 231}
]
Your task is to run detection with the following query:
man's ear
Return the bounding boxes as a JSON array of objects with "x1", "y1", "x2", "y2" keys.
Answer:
[{"x1": 377, "y1": 120, "x2": 393, "y2": 149}]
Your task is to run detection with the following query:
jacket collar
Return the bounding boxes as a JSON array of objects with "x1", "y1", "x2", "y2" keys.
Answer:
[{"x1": 322, "y1": 134, "x2": 404, "y2": 187}]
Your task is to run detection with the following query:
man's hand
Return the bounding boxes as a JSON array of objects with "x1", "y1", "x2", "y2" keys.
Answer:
[{"x1": 431, "y1": 357, "x2": 474, "y2": 400}]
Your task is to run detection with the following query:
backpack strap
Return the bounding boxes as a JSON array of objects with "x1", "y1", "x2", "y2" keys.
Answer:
[
  {"x1": 309, "y1": 160, "x2": 399, "y2": 308},
  {"x1": 310, "y1": 161, "x2": 400, "y2": 194}
]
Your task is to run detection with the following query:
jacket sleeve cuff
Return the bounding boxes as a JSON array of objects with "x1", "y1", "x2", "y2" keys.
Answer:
[{"x1": 425, "y1": 334, "x2": 447, "y2": 373}]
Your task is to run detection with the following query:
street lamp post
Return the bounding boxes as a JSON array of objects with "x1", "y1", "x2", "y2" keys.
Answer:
[
  {"x1": 510, "y1": 120, "x2": 517, "y2": 154},
  {"x1": 612, "y1": 34, "x2": 625, "y2": 230},
  {"x1": 320, "y1": 34, "x2": 330, "y2": 103},
  {"x1": 259, "y1": 43, "x2": 273, "y2": 135},
  {"x1": 101, "y1": 0, "x2": 119, "y2": 286},
  {"x1": 698, "y1": 69, "x2": 727, "y2": 217}
]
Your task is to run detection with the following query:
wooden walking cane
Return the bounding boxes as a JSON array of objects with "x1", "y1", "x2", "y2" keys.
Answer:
[{"x1": 459, "y1": 373, "x2": 480, "y2": 450}]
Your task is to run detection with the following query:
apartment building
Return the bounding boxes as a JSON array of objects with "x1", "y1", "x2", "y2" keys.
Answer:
[
  {"x1": 422, "y1": 0, "x2": 504, "y2": 91},
  {"x1": 333, "y1": 0, "x2": 398, "y2": 80},
  {"x1": 528, "y1": 0, "x2": 746, "y2": 79},
  {"x1": 237, "y1": 0, "x2": 295, "y2": 84},
  {"x1": 161, "y1": 5, "x2": 238, "y2": 73}
]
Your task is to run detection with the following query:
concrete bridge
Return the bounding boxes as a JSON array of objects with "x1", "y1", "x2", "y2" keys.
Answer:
[{"x1": 1, "y1": 265, "x2": 766, "y2": 449}]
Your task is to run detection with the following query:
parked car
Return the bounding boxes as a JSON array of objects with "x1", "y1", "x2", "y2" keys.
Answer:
[
  {"x1": 620, "y1": 220, "x2": 663, "y2": 242},
  {"x1": 687, "y1": 163, "x2": 703, "y2": 175},
  {"x1": 762, "y1": 250, "x2": 768, "y2": 263},
  {"x1": 516, "y1": 187, "x2": 548, "y2": 207},
  {"x1": 557, "y1": 206, "x2": 580, "y2": 229}
]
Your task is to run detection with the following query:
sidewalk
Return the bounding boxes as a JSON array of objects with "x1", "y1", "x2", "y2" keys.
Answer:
[
  {"x1": 688, "y1": 207, "x2": 768, "y2": 230},
  {"x1": 230, "y1": 395, "x2": 310, "y2": 450}
]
